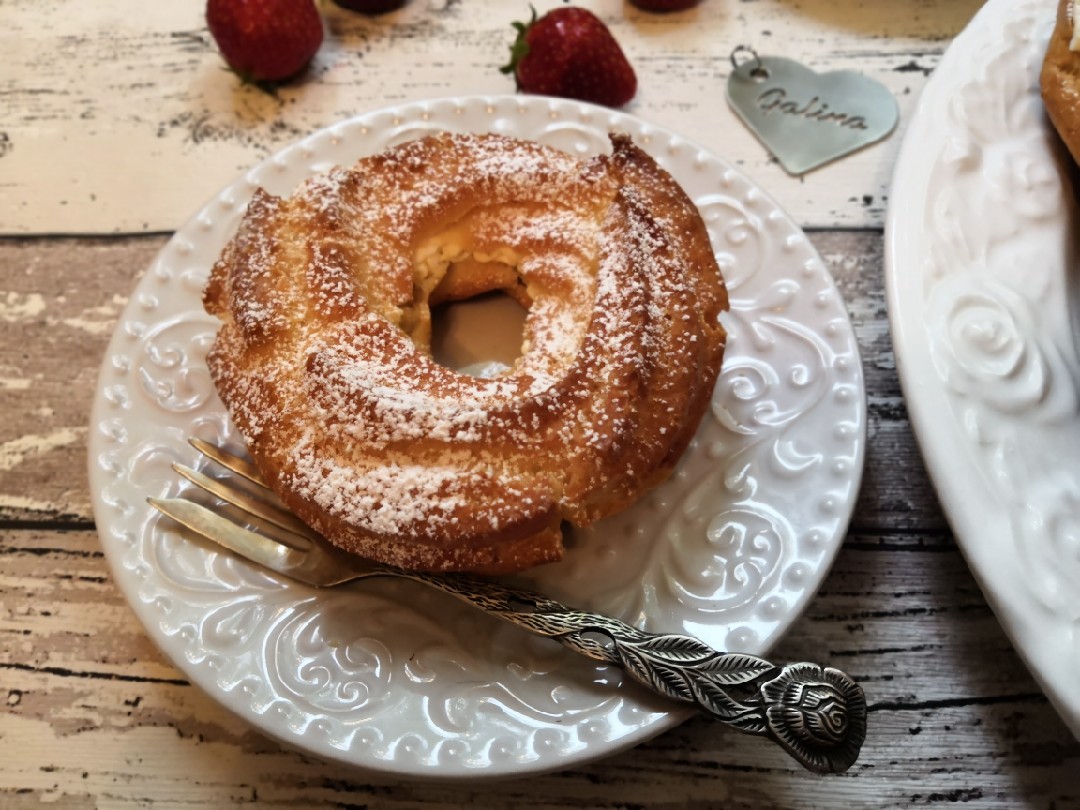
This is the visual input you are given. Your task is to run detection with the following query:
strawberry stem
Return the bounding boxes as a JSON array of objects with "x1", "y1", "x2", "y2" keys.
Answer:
[{"x1": 500, "y1": 5, "x2": 538, "y2": 84}]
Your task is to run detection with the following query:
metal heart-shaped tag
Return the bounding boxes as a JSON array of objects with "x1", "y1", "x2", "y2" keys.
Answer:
[{"x1": 726, "y1": 51, "x2": 899, "y2": 175}]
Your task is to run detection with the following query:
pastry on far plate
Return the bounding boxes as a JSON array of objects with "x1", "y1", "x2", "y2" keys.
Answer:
[
  {"x1": 1042, "y1": 0, "x2": 1080, "y2": 163},
  {"x1": 203, "y1": 132, "x2": 729, "y2": 575}
]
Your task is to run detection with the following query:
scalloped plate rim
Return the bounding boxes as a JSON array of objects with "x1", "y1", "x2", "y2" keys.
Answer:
[
  {"x1": 885, "y1": 0, "x2": 1080, "y2": 737},
  {"x1": 88, "y1": 94, "x2": 866, "y2": 778}
]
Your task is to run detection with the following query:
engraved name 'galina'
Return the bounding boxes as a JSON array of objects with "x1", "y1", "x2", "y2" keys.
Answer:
[{"x1": 757, "y1": 88, "x2": 869, "y2": 130}]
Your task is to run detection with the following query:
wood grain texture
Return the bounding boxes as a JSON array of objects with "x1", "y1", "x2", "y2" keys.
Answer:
[
  {"x1": 2, "y1": 231, "x2": 1079, "y2": 807},
  {"x1": 0, "y1": 0, "x2": 984, "y2": 234},
  {"x1": 0, "y1": 237, "x2": 161, "y2": 524},
  {"x1": 0, "y1": 232, "x2": 937, "y2": 530},
  {"x1": 7, "y1": 1, "x2": 1080, "y2": 805}
]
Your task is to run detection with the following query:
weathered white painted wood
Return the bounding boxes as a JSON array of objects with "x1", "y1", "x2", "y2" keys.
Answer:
[
  {"x1": 0, "y1": 0, "x2": 985, "y2": 234},
  {"x1": 3, "y1": 232, "x2": 1080, "y2": 806},
  {"x1": 2, "y1": 528, "x2": 1078, "y2": 807},
  {"x1": 0, "y1": 237, "x2": 161, "y2": 522},
  {"x1": 0, "y1": 232, "x2": 938, "y2": 528},
  {"x1": 8, "y1": 1, "x2": 1080, "y2": 801}
]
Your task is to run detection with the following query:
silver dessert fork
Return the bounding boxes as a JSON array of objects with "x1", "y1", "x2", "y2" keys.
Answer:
[{"x1": 148, "y1": 438, "x2": 867, "y2": 774}]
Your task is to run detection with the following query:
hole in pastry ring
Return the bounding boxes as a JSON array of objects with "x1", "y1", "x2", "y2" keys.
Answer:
[{"x1": 203, "y1": 132, "x2": 729, "y2": 574}]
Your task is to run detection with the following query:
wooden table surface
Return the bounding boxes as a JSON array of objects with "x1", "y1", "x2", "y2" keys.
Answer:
[{"x1": 3, "y1": 0, "x2": 1080, "y2": 807}]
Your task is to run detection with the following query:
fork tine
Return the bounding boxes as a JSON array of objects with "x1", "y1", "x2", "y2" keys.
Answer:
[
  {"x1": 172, "y1": 462, "x2": 319, "y2": 544},
  {"x1": 189, "y1": 437, "x2": 300, "y2": 516},
  {"x1": 189, "y1": 437, "x2": 267, "y2": 487},
  {"x1": 148, "y1": 496, "x2": 311, "y2": 580}
]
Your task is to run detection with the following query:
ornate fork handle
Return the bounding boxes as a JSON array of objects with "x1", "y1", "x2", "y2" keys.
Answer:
[
  {"x1": 392, "y1": 567, "x2": 866, "y2": 774},
  {"x1": 157, "y1": 443, "x2": 864, "y2": 772}
]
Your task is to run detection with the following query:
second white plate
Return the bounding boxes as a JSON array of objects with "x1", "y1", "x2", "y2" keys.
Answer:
[
  {"x1": 887, "y1": 0, "x2": 1080, "y2": 738},
  {"x1": 88, "y1": 95, "x2": 866, "y2": 777}
]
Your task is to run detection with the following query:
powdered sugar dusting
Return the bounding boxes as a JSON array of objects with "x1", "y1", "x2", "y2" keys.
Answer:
[
  {"x1": 203, "y1": 132, "x2": 728, "y2": 572},
  {"x1": 288, "y1": 434, "x2": 470, "y2": 537}
]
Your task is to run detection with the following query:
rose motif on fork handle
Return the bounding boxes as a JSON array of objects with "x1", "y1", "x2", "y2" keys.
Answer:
[
  {"x1": 410, "y1": 570, "x2": 869, "y2": 774},
  {"x1": 759, "y1": 662, "x2": 866, "y2": 775}
]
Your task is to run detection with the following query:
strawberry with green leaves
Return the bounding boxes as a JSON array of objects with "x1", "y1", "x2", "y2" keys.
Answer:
[
  {"x1": 207, "y1": 0, "x2": 324, "y2": 84},
  {"x1": 502, "y1": 7, "x2": 637, "y2": 108}
]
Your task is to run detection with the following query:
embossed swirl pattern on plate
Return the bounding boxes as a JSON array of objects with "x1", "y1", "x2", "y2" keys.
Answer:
[
  {"x1": 921, "y1": 0, "x2": 1080, "y2": 623},
  {"x1": 88, "y1": 96, "x2": 865, "y2": 778},
  {"x1": 888, "y1": 0, "x2": 1080, "y2": 733}
]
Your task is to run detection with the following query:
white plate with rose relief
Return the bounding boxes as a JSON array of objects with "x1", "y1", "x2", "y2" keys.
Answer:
[
  {"x1": 88, "y1": 95, "x2": 865, "y2": 777},
  {"x1": 887, "y1": 0, "x2": 1080, "y2": 736}
]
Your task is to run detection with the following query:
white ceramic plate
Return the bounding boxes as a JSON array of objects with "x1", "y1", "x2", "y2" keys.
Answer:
[
  {"x1": 88, "y1": 95, "x2": 865, "y2": 777},
  {"x1": 887, "y1": 0, "x2": 1080, "y2": 737}
]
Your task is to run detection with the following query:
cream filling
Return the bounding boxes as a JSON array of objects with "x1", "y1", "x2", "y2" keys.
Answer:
[{"x1": 414, "y1": 226, "x2": 473, "y2": 293}]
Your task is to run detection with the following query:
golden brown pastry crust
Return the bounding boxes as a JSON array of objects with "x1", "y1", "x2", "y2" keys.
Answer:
[
  {"x1": 203, "y1": 132, "x2": 728, "y2": 574},
  {"x1": 1042, "y1": 0, "x2": 1080, "y2": 164}
]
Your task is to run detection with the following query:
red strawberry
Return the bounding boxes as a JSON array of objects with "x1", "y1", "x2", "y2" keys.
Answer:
[
  {"x1": 206, "y1": 0, "x2": 324, "y2": 83},
  {"x1": 629, "y1": 0, "x2": 700, "y2": 10},
  {"x1": 501, "y1": 7, "x2": 637, "y2": 108}
]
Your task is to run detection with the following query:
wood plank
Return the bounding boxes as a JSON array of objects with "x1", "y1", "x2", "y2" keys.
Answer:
[
  {"x1": 0, "y1": 231, "x2": 945, "y2": 531},
  {"x1": 814, "y1": 232, "x2": 948, "y2": 534},
  {"x1": 5, "y1": 229, "x2": 1075, "y2": 805},
  {"x1": 2, "y1": 527, "x2": 1078, "y2": 807},
  {"x1": 0, "y1": 0, "x2": 986, "y2": 234},
  {"x1": 10, "y1": 0, "x2": 1080, "y2": 805},
  {"x1": 0, "y1": 237, "x2": 163, "y2": 523}
]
